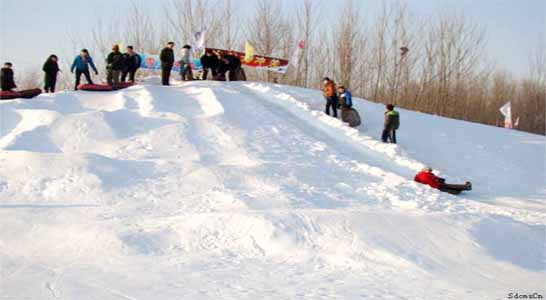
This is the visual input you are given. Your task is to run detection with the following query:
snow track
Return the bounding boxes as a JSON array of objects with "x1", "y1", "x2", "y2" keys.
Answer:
[{"x1": 0, "y1": 79, "x2": 544, "y2": 299}]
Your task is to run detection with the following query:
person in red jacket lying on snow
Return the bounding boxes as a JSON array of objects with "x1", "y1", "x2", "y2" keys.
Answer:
[{"x1": 414, "y1": 167, "x2": 472, "y2": 195}]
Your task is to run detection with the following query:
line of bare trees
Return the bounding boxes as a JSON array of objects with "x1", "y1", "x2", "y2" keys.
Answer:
[{"x1": 16, "y1": 0, "x2": 544, "y2": 134}]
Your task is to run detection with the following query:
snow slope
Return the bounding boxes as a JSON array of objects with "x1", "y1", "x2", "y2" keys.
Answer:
[{"x1": 0, "y1": 78, "x2": 544, "y2": 300}]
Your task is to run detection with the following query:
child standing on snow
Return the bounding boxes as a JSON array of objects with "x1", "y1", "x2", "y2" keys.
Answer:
[{"x1": 382, "y1": 104, "x2": 400, "y2": 143}]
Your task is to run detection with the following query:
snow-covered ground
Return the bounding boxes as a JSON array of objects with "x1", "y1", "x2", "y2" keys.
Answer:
[{"x1": 0, "y1": 78, "x2": 544, "y2": 300}]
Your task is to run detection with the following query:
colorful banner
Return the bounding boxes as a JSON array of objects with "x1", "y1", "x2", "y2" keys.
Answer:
[
  {"x1": 139, "y1": 53, "x2": 202, "y2": 73},
  {"x1": 138, "y1": 48, "x2": 289, "y2": 74},
  {"x1": 206, "y1": 47, "x2": 289, "y2": 73}
]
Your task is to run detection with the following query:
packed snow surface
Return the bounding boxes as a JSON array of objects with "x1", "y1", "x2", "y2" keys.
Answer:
[{"x1": 0, "y1": 78, "x2": 544, "y2": 299}]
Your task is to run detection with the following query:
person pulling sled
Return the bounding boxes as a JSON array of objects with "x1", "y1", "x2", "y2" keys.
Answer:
[
  {"x1": 414, "y1": 167, "x2": 472, "y2": 195},
  {"x1": 71, "y1": 49, "x2": 98, "y2": 90}
]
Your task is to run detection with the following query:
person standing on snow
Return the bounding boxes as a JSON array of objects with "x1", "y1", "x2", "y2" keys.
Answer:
[
  {"x1": 106, "y1": 44, "x2": 124, "y2": 86},
  {"x1": 42, "y1": 55, "x2": 60, "y2": 93},
  {"x1": 121, "y1": 46, "x2": 141, "y2": 83},
  {"x1": 178, "y1": 44, "x2": 193, "y2": 81},
  {"x1": 160, "y1": 41, "x2": 175, "y2": 86},
  {"x1": 382, "y1": 104, "x2": 400, "y2": 143},
  {"x1": 200, "y1": 49, "x2": 219, "y2": 80},
  {"x1": 1, "y1": 62, "x2": 17, "y2": 92},
  {"x1": 322, "y1": 77, "x2": 338, "y2": 118},
  {"x1": 414, "y1": 167, "x2": 472, "y2": 195},
  {"x1": 71, "y1": 49, "x2": 98, "y2": 90}
]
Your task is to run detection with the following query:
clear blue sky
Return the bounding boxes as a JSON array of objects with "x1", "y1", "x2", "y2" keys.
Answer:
[{"x1": 0, "y1": 0, "x2": 544, "y2": 76}]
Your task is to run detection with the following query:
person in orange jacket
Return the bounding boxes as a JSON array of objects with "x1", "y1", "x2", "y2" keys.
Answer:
[
  {"x1": 414, "y1": 167, "x2": 472, "y2": 195},
  {"x1": 322, "y1": 77, "x2": 338, "y2": 118}
]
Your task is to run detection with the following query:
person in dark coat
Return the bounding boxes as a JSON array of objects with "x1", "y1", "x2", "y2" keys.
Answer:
[
  {"x1": 121, "y1": 46, "x2": 141, "y2": 83},
  {"x1": 414, "y1": 167, "x2": 472, "y2": 195},
  {"x1": 159, "y1": 41, "x2": 175, "y2": 85},
  {"x1": 322, "y1": 77, "x2": 338, "y2": 118},
  {"x1": 214, "y1": 52, "x2": 229, "y2": 81},
  {"x1": 1, "y1": 62, "x2": 17, "y2": 92},
  {"x1": 226, "y1": 54, "x2": 246, "y2": 81},
  {"x1": 106, "y1": 44, "x2": 124, "y2": 86},
  {"x1": 382, "y1": 104, "x2": 400, "y2": 143},
  {"x1": 42, "y1": 55, "x2": 60, "y2": 93},
  {"x1": 71, "y1": 49, "x2": 98, "y2": 90},
  {"x1": 200, "y1": 49, "x2": 218, "y2": 80},
  {"x1": 215, "y1": 53, "x2": 245, "y2": 81}
]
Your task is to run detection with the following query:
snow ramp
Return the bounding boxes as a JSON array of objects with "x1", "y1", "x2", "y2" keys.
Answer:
[{"x1": 0, "y1": 79, "x2": 544, "y2": 300}]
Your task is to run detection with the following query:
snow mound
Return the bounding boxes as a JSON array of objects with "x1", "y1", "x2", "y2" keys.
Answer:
[{"x1": 0, "y1": 78, "x2": 544, "y2": 299}]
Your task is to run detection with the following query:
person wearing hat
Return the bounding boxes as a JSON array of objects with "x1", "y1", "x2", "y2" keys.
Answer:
[
  {"x1": 106, "y1": 44, "x2": 124, "y2": 86},
  {"x1": 121, "y1": 46, "x2": 142, "y2": 83},
  {"x1": 42, "y1": 55, "x2": 61, "y2": 93},
  {"x1": 1, "y1": 62, "x2": 16, "y2": 92},
  {"x1": 160, "y1": 41, "x2": 175, "y2": 85},
  {"x1": 382, "y1": 104, "x2": 400, "y2": 143},
  {"x1": 414, "y1": 167, "x2": 472, "y2": 195},
  {"x1": 71, "y1": 49, "x2": 98, "y2": 90}
]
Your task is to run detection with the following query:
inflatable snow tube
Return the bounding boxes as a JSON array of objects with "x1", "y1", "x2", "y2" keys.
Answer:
[
  {"x1": 0, "y1": 88, "x2": 42, "y2": 100},
  {"x1": 78, "y1": 82, "x2": 133, "y2": 91},
  {"x1": 342, "y1": 107, "x2": 361, "y2": 127}
]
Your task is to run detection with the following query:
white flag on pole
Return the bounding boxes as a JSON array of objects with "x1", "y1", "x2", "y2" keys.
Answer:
[
  {"x1": 194, "y1": 31, "x2": 206, "y2": 51},
  {"x1": 290, "y1": 40, "x2": 305, "y2": 68},
  {"x1": 499, "y1": 101, "x2": 513, "y2": 129}
]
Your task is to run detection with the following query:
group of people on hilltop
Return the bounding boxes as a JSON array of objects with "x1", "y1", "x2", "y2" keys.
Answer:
[
  {"x1": 71, "y1": 45, "x2": 141, "y2": 90},
  {"x1": 321, "y1": 77, "x2": 471, "y2": 194},
  {"x1": 1, "y1": 41, "x2": 249, "y2": 93},
  {"x1": 0, "y1": 46, "x2": 142, "y2": 93},
  {"x1": 158, "y1": 42, "x2": 246, "y2": 86}
]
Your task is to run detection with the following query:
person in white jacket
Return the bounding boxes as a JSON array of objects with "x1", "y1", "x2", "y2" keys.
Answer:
[{"x1": 178, "y1": 45, "x2": 193, "y2": 81}]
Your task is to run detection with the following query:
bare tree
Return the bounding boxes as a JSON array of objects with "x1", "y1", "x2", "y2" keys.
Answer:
[
  {"x1": 247, "y1": 0, "x2": 288, "y2": 82},
  {"x1": 332, "y1": 0, "x2": 363, "y2": 88},
  {"x1": 295, "y1": 0, "x2": 319, "y2": 87}
]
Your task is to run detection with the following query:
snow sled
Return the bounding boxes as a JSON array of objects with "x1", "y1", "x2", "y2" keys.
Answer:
[
  {"x1": 78, "y1": 82, "x2": 133, "y2": 91},
  {"x1": 0, "y1": 88, "x2": 42, "y2": 100},
  {"x1": 342, "y1": 107, "x2": 361, "y2": 127},
  {"x1": 440, "y1": 182, "x2": 472, "y2": 195}
]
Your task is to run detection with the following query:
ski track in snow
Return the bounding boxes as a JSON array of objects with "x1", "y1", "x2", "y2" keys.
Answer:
[{"x1": 0, "y1": 78, "x2": 544, "y2": 299}]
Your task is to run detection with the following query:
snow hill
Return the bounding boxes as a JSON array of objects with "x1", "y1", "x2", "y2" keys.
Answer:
[{"x1": 0, "y1": 78, "x2": 544, "y2": 300}]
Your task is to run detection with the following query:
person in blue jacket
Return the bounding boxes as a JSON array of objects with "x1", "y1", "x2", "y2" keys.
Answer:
[
  {"x1": 71, "y1": 49, "x2": 98, "y2": 90},
  {"x1": 337, "y1": 86, "x2": 352, "y2": 109}
]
